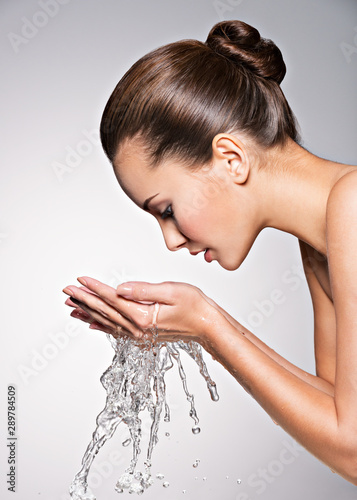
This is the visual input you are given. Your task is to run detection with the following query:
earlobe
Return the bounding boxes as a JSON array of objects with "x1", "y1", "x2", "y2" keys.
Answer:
[{"x1": 211, "y1": 133, "x2": 250, "y2": 184}]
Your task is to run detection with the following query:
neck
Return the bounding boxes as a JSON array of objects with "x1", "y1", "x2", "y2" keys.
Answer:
[{"x1": 253, "y1": 140, "x2": 356, "y2": 256}]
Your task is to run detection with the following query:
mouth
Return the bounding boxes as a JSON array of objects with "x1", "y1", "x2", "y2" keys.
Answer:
[
  {"x1": 204, "y1": 248, "x2": 213, "y2": 263},
  {"x1": 189, "y1": 248, "x2": 213, "y2": 262},
  {"x1": 189, "y1": 250, "x2": 202, "y2": 256}
]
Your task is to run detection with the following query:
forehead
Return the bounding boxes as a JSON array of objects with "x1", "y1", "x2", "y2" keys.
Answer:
[
  {"x1": 113, "y1": 137, "x2": 199, "y2": 184},
  {"x1": 112, "y1": 137, "x2": 152, "y2": 199},
  {"x1": 113, "y1": 136, "x2": 147, "y2": 175},
  {"x1": 113, "y1": 137, "x2": 191, "y2": 206}
]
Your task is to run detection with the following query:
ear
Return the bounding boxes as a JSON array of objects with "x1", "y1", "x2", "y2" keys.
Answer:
[{"x1": 211, "y1": 133, "x2": 250, "y2": 184}]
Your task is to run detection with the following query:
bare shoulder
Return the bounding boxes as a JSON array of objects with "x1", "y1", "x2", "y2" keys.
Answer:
[
  {"x1": 297, "y1": 169, "x2": 357, "y2": 384},
  {"x1": 327, "y1": 169, "x2": 357, "y2": 215},
  {"x1": 326, "y1": 169, "x2": 357, "y2": 260},
  {"x1": 326, "y1": 168, "x2": 357, "y2": 327}
]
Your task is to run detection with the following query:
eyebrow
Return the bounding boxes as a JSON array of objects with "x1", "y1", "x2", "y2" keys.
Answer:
[{"x1": 143, "y1": 193, "x2": 160, "y2": 211}]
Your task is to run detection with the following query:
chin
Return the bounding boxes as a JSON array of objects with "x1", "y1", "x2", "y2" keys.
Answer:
[
  {"x1": 217, "y1": 259, "x2": 240, "y2": 271},
  {"x1": 216, "y1": 250, "x2": 246, "y2": 271}
]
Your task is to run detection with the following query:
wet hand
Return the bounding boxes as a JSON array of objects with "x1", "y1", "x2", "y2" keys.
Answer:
[{"x1": 63, "y1": 277, "x2": 219, "y2": 343}]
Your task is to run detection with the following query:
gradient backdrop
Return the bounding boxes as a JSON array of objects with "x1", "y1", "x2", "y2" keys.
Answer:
[{"x1": 1, "y1": 0, "x2": 357, "y2": 499}]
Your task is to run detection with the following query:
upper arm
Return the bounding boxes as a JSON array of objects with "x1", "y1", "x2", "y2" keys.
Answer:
[
  {"x1": 326, "y1": 170, "x2": 357, "y2": 431},
  {"x1": 299, "y1": 239, "x2": 336, "y2": 385}
]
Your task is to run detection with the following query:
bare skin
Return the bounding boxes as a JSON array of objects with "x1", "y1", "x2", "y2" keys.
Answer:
[{"x1": 63, "y1": 134, "x2": 357, "y2": 484}]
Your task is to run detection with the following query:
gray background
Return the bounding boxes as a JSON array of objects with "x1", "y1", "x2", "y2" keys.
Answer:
[{"x1": 1, "y1": 0, "x2": 357, "y2": 499}]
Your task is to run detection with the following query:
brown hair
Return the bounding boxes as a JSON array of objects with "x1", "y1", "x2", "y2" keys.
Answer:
[{"x1": 100, "y1": 20, "x2": 299, "y2": 168}]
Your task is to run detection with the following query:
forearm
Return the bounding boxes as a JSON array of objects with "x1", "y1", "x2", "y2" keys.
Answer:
[
  {"x1": 202, "y1": 311, "x2": 357, "y2": 484},
  {"x1": 211, "y1": 301, "x2": 334, "y2": 396}
]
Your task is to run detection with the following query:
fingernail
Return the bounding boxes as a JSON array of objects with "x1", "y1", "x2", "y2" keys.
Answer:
[
  {"x1": 77, "y1": 277, "x2": 87, "y2": 286},
  {"x1": 63, "y1": 287, "x2": 73, "y2": 296}
]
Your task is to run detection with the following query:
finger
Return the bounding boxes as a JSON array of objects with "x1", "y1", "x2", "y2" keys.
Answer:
[
  {"x1": 70, "y1": 308, "x2": 92, "y2": 322},
  {"x1": 89, "y1": 321, "x2": 134, "y2": 339},
  {"x1": 64, "y1": 290, "x2": 144, "y2": 339},
  {"x1": 116, "y1": 281, "x2": 177, "y2": 304},
  {"x1": 76, "y1": 277, "x2": 137, "y2": 315},
  {"x1": 89, "y1": 321, "x2": 118, "y2": 336},
  {"x1": 65, "y1": 297, "x2": 79, "y2": 308},
  {"x1": 75, "y1": 277, "x2": 159, "y2": 330},
  {"x1": 64, "y1": 284, "x2": 102, "y2": 309},
  {"x1": 78, "y1": 285, "x2": 100, "y2": 295}
]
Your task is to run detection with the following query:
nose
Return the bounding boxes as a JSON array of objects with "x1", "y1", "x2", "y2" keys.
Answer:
[{"x1": 159, "y1": 221, "x2": 187, "y2": 252}]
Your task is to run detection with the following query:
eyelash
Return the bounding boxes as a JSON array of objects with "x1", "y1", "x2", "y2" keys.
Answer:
[{"x1": 161, "y1": 204, "x2": 174, "y2": 220}]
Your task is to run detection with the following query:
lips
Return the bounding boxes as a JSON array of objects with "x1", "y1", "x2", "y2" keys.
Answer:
[
  {"x1": 189, "y1": 248, "x2": 213, "y2": 262},
  {"x1": 204, "y1": 249, "x2": 213, "y2": 263}
]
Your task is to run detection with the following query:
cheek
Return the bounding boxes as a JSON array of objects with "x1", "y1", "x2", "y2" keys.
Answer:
[
  {"x1": 176, "y1": 202, "x2": 208, "y2": 239},
  {"x1": 178, "y1": 203, "x2": 226, "y2": 242}
]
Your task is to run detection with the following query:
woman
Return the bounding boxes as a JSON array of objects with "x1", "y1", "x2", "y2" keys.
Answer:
[{"x1": 63, "y1": 20, "x2": 357, "y2": 484}]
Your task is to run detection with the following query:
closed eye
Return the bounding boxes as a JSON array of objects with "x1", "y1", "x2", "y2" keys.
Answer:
[{"x1": 161, "y1": 204, "x2": 174, "y2": 220}]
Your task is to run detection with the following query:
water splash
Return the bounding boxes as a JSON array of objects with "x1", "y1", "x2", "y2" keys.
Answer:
[{"x1": 69, "y1": 329, "x2": 218, "y2": 498}]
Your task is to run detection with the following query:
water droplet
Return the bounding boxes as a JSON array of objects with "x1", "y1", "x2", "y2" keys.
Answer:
[
  {"x1": 122, "y1": 438, "x2": 131, "y2": 447},
  {"x1": 129, "y1": 482, "x2": 144, "y2": 495},
  {"x1": 208, "y1": 382, "x2": 219, "y2": 401},
  {"x1": 237, "y1": 479, "x2": 242, "y2": 484},
  {"x1": 193, "y1": 459, "x2": 200, "y2": 468},
  {"x1": 226, "y1": 475, "x2": 229, "y2": 479},
  {"x1": 156, "y1": 472, "x2": 165, "y2": 480},
  {"x1": 115, "y1": 485, "x2": 124, "y2": 494},
  {"x1": 116, "y1": 472, "x2": 133, "y2": 489},
  {"x1": 194, "y1": 476, "x2": 198, "y2": 480},
  {"x1": 163, "y1": 481, "x2": 170, "y2": 488},
  {"x1": 182, "y1": 490, "x2": 186, "y2": 494},
  {"x1": 165, "y1": 432, "x2": 170, "y2": 437},
  {"x1": 203, "y1": 477, "x2": 207, "y2": 481},
  {"x1": 192, "y1": 425, "x2": 201, "y2": 435}
]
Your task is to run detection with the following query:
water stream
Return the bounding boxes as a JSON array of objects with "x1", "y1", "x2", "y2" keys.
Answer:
[{"x1": 69, "y1": 329, "x2": 218, "y2": 498}]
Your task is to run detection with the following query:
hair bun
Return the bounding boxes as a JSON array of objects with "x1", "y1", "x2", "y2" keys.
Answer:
[{"x1": 205, "y1": 20, "x2": 286, "y2": 84}]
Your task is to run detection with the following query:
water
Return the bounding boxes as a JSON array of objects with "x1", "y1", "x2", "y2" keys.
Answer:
[{"x1": 69, "y1": 328, "x2": 219, "y2": 498}]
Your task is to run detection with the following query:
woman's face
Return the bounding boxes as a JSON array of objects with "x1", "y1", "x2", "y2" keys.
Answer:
[{"x1": 113, "y1": 138, "x2": 261, "y2": 271}]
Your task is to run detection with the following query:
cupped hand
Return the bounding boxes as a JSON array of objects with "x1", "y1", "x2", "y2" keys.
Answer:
[{"x1": 63, "y1": 277, "x2": 219, "y2": 344}]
